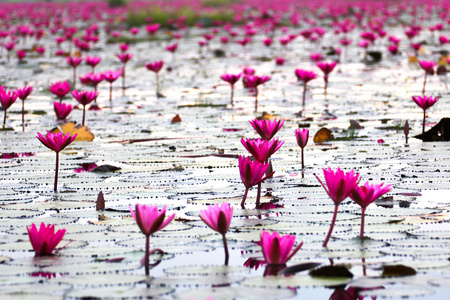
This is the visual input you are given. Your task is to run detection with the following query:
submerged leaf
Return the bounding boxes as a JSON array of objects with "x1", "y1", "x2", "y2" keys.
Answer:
[
  {"x1": 381, "y1": 265, "x2": 417, "y2": 277},
  {"x1": 309, "y1": 265, "x2": 353, "y2": 278},
  {"x1": 278, "y1": 262, "x2": 322, "y2": 275}
]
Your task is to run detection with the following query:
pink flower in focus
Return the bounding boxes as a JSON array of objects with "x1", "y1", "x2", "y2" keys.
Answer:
[
  {"x1": 199, "y1": 202, "x2": 233, "y2": 235},
  {"x1": 27, "y1": 223, "x2": 66, "y2": 256},
  {"x1": 412, "y1": 95, "x2": 438, "y2": 111},
  {"x1": 36, "y1": 131, "x2": 77, "y2": 153},
  {"x1": 239, "y1": 155, "x2": 271, "y2": 189},
  {"x1": 72, "y1": 90, "x2": 98, "y2": 106},
  {"x1": 260, "y1": 230, "x2": 303, "y2": 265},
  {"x1": 16, "y1": 86, "x2": 33, "y2": 101},
  {"x1": 294, "y1": 128, "x2": 309, "y2": 149},
  {"x1": 129, "y1": 204, "x2": 175, "y2": 237},
  {"x1": 350, "y1": 182, "x2": 391, "y2": 209},
  {"x1": 315, "y1": 167, "x2": 360, "y2": 205},
  {"x1": 249, "y1": 118, "x2": 284, "y2": 140},
  {"x1": 241, "y1": 138, "x2": 284, "y2": 162}
]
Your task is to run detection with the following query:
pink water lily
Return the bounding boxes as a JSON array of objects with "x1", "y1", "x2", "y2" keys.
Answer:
[
  {"x1": 350, "y1": 182, "x2": 391, "y2": 238},
  {"x1": 53, "y1": 102, "x2": 73, "y2": 120},
  {"x1": 199, "y1": 202, "x2": 233, "y2": 265},
  {"x1": 27, "y1": 223, "x2": 66, "y2": 256},
  {"x1": 37, "y1": 131, "x2": 77, "y2": 192},
  {"x1": 146, "y1": 60, "x2": 164, "y2": 94},
  {"x1": 419, "y1": 60, "x2": 436, "y2": 94},
  {"x1": 244, "y1": 74, "x2": 271, "y2": 112},
  {"x1": 66, "y1": 56, "x2": 83, "y2": 88},
  {"x1": 71, "y1": 90, "x2": 99, "y2": 126},
  {"x1": 0, "y1": 89, "x2": 18, "y2": 128},
  {"x1": 412, "y1": 95, "x2": 438, "y2": 135},
  {"x1": 221, "y1": 73, "x2": 241, "y2": 106},
  {"x1": 249, "y1": 118, "x2": 284, "y2": 140},
  {"x1": 316, "y1": 61, "x2": 337, "y2": 94},
  {"x1": 116, "y1": 53, "x2": 133, "y2": 95},
  {"x1": 315, "y1": 168, "x2": 360, "y2": 247},
  {"x1": 16, "y1": 86, "x2": 33, "y2": 130},
  {"x1": 50, "y1": 81, "x2": 71, "y2": 103},
  {"x1": 295, "y1": 69, "x2": 318, "y2": 105},
  {"x1": 294, "y1": 128, "x2": 309, "y2": 168},
  {"x1": 85, "y1": 56, "x2": 101, "y2": 72},
  {"x1": 129, "y1": 204, "x2": 175, "y2": 276},
  {"x1": 239, "y1": 155, "x2": 273, "y2": 208},
  {"x1": 260, "y1": 230, "x2": 303, "y2": 266},
  {"x1": 241, "y1": 138, "x2": 284, "y2": 163},
  {"x1": 103, "y1": 70, "x2": 121, "y2": 102}
]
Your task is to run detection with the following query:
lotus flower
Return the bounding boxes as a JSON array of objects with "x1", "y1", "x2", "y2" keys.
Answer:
[
  {"x1": 116, "y1": 53, "x2": 133, "y2": 95},
  {"x1": 199, "y1": 202, "x2": 233, "y2": 265},
  {"x1": 294, "y1": 128, "x2": 309, "y2": 168},
  {"x1": 316, "y1": 61, "x2": 337, "y2": 94},
  {"x1": 419, "y1": 60, "x2": 436, "y2": 94},
  {"x1": 239, "y1": 155, "x2": 273, "y2": 208},
  {"x1": 49, "y1": 81, "x2": 71, "y2": 103},
  {"x1": 53, "y1": 102, "x2": 73, "y2": 120},
  {"x1": 66, "y1": 56, "x2": 83, "y2": 88},
  {"x1": 0, "y1": 89, "x2": 18, "y2": 128},
  {"x1": 36, "y1": 131, "x2": 77, "y2": 192},
  {"x1": 249, "y1": 118, "x2": 284, "y2": 140},
  {"x1": 350, "y1": 182, "x2": 391, "y2": 238},
  {"x1": 85, "y1": 56, "x2": 101, "y2": 72},
  {"x1": 315, "y1": 168, "x2": 360, "y2": 247},
  {"x1": 412, "y1": 95, "x2": 438, "y2": 135},
  {"x1": 71, "y1": 90, "x2": 99, "y2": 126},
  {"x1": 221, "y1": 73, "x2": 241, "y2": 106},
  {"x1": 295, "y1": 69, "x2": 318, "y2": 105},
  {"x1": 241, "y1": 138, "x2": 284, "y2": 163},
  {"x1": 129, "y1": 204, "x2": 175, "y2": 276},
  {"x1": 244, "y1": 75, "x2": 271, "y2": 112},
  {"x1": 145, "y1": 61, "x2": 164, "y2": 94},
  {"x1": 15, "y1": 86, "x2": 33, "y2": 130},
  {"x1": 103, "y1": 70, "x2": 121, "y2": 102},
  {"x1": 27, "y1": 223, "x2": 66, "y2": 256},
  {"x1": 260, "y1": 230, "x2": 303, "y2": 266}
]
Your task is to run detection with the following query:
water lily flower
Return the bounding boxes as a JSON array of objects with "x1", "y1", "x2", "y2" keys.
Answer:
[
  {"x1": 66, "y1": 56, "x2": 83, "y2": 89},
  {"x1": 0, "y1": 89, "x2": 18, "y2": 128},
  {"x1": 241, "y1": 138, "x2": 284, "y2": 163},
  {"x1": 419, "y1": 60, "x2": 436, "y2": 94},
  {"x1": 116, "y1": 53, "x2": 133, "y2": 95},
  {"x1": 103, "y1": 70, "x2": 121, "y2": 102},
  {"x1": 53, "y1": 102, "x2": 73, "y2": 120},
  {"x1": 145, "y1": 60, "x2": 164, "y2": 95},
  {"x1": 295, "y1": 69, "x2": 318, "y2": 105},
  {"x1": 239, "y1": 155, "x2": 273, "y2": 208},
  {"x1": 249, "y1": 118, "x2": 284, "y2": 140},
  {"x1": 315, "y1": 168, "x2": 360, "y2": 247},
  {"x1": 221, "y1": 73, "x2": 241, "y2": 106},
  {"x1": 294, "y1": 128, "x2": 309, "y2": 168},
  {"x1": 85, "y1": 56, "x2": 101, "y2": 72},
  {"x1": 129, "y1": 204, "x2": 175, "y2": 276},
  {"x1": 243, "y1": 74, "x2": 271, "y2": 112},
  {"x1": 260, "y1": 230, "x2": 303, "y2": 266},
  {"x1": 350, "y1": 182, "x2": 391, "y2": 238},
  {"x1": 36, "y1": 131, "x2": 77, "y2": 192},
  {"x1": 412, "y1": 95, "x2": 438, "y2": 135},
  {"x1": 27, "y1": 223, "x2": 66, "y2": 256},
  {"x1": 317, "y1": 61, "x2": 337, "y2": 94},
  {"x1": 71, "y1": 90, "x2": 98, "y2": 126},
  {"x1": 87, "y1": 72, "x2": 104, "y2": 92},
  {"x1": 119, "y1": 43, "x2": 129, "y2": 53},
  {"x1": 17, "y1": 50, "x2": 26, "y2": 62},
  {"x1": 50, "y1": 81, "x2": 71, "y2": 103},
  {"x1": 199, "y1": 202, "x2": 233, "y2": 265},
  {"x1": 15, "y1": 85, "x2": 33, "y2": 130}
]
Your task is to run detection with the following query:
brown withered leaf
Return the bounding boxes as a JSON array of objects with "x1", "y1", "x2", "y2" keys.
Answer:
[
  {"x1": 381, "y1": 264, "x2": 416, "y2": 277},
  {"x1": 172, "y1": 114, "x2": 182, "y2": 123},
  {"x1": 96, "y1": 191, "x2": 105, "y2": 211},
  {"x1": 313, "y1": 127, "x2": 334, "y2": 144},
  {"x1": 51, "y1": 122, "x2": 95, "y2": 141}
]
